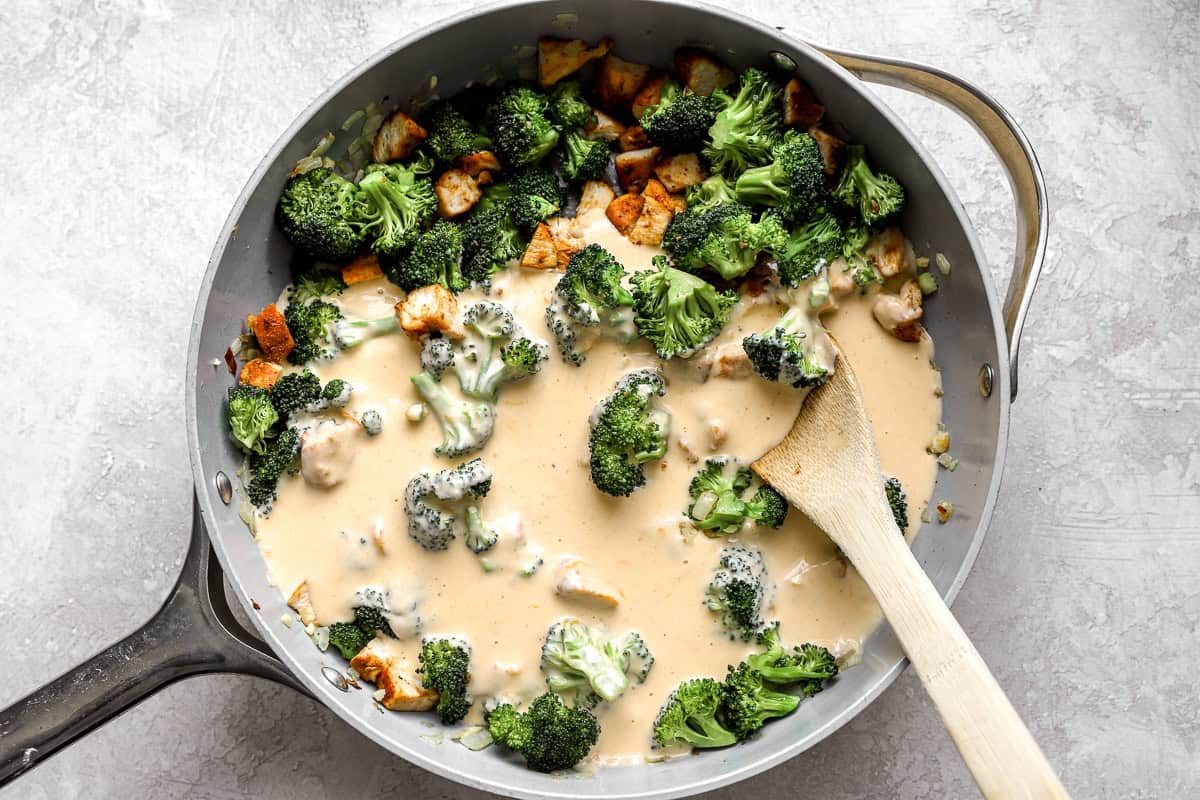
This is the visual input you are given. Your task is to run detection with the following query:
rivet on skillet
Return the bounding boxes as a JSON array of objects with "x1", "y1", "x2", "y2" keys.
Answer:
[
  {"x1": 978, "y1": 364, "x2": 994, "y2": 398},
  {"x1": 322, "y1": 666, "x2": 351, "y2": 692},
  {"x1": 769, "y1": 50, "x2": 798, "y2": 72},
  {"x1": 215, "y1": 471, "x2": 233, "y2": 505}
]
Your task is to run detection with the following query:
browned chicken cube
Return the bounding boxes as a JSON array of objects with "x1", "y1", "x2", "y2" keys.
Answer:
[
  {"x1": 617, "y1": 125, "x2": 650, "y2": 152},
  {"x1": 396, "y1": 284, "x2": 462, "y2": 338},
  {"x1": 654, "y1": 152, "x2": 706, "y2": 192},
  {"x1": 239, "y1": 358, "x2": 283, "y2": 389},
  {"x1": 614, "y1": 146, "x2": 661, "y2": 192},
  {"x1": 783, "y1": 78, "x2": 825, "y2": 128},
  {"x1": 631, "y1": 73, "x2": 669, "y2": 120},
  {"x1": 341, "y1": 254, "x2": 383, "y2": 285},
  {"x1": 595, "y1": 54, "x2": 653, "y2": 111},
  {"x1": 674, "y1": 47, "x2": 735, "y2": 96},
  {"x1": 458, "y1": 150, "x2": 501, "y2": 176},
  {"x1": 520, "y1": 223, "x2": 559, "y2": 270},
  {"x1": 605, "y1": 193, "x2": 645, "y2": 235},
  {"x1": 627, "y1": 193, "x2": 673, "y2": 246},
  {"x1": 250, "y1": 303, "x2": 294, "y2": 363},
  {"x1": 537, "y1": 36, "x2": 613, "y2": 87},
  {"x1": 371, "y1": 110, "x2": 428, "y2": 163},
  {"x1": 435, "y1": 169, "x2": 482, "y2": 218},
  {"x1": 583, "y1": 109, "x2": 627, "y2": 142},
  {"x1": 577, "y1": 180, "x2": 616, "y2": 216},
  {"x1": 809, "y1": 127, "x2": 846, "y2": 176}
]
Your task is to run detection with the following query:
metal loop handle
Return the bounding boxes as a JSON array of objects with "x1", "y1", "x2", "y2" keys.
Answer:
[
  {"x1": 0, "y1": 499, "x2": 308, "y2": 787},
  {"x1": 801, "y1": 42, "x2": 1048, "y2": 401}
]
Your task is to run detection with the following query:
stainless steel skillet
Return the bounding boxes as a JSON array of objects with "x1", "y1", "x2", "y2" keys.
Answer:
[{"x1": 0, "y1": 1, "x2": 1047, "y2": 796}]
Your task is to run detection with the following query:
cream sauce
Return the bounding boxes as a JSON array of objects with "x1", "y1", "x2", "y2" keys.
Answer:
[{"x1": 255, "y1": 210, "x2": 942, "y2": 762}]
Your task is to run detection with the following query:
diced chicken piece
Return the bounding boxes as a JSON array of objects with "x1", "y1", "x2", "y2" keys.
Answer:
[
  {"x1": 350, "y1": 637, "x2": 439, "y2": 711},
  {"x1": 674, "y1": 47, "x2": 735, "y2": 96},
  {"x1": 809, "y1": 127, "x2": 846, "y2": 176},
  {"x1": 631, "y1": 73, "x2": 668, "y2": 120},
  {"x1": 537, "y1": 36, "x2": 612, "y2": 87},
  {"x1": 300, "y1": 419, "x2": 362, "y2": 489},
  {"x1": 605, "y1": 192, "x2": 645, "y2": 235},
  {"x1": 250, "y1": 303, "x2": 294, "y2": 363},
  {"x1": 459, "y1": 150, "x2": 501, "y2": 176},
  {"x1": 708, "y1": 419, "x2": 726, "y2": 450},
  {"x1": 341, "y1": 254, "x2": 384, "y2": 285},
  {"x1": 641, "y1": 178, "x2": 676, "y2": 210},
  {"x1": 520, "y1": 223, "x2": 558, "y2": 270},
  {"x1": 554, "y1": 558, "x2": 623, "y2": 607},
  {"x1": 873, "y1": 278, "x2": 925, "y2": 342},
  {"x1": 627, "y1": 193, "x2": 674, "y2": 246},
  {"x1": 576, "y1": 180, "x2": 616, "y2": 216},
  {"x1": 617, "y1": 125, "x2": 650, "y2": 152},
  {"x1": 371, "y1": 110, "x2": 428, "y2": 163},
  {"x1": 584, "y1": 109, "x2": 626, "y2": 142},
  {"x1": 867, "y1": 226, "x2": 915, "y2": 278},
  {"x1": 547, "y1": 217, "x2": 586, "y2": 269},
  {"x1": 827, "y1": 257, "x2": 856, "y2": 297},
  {"x1": 396, "y1": 284, "x2": 462, "y2": 338},
  {"x1": 783, "y1": 78, "x2": 825, "y2": 128},
  {"x1": 287, "y1": 581, "x2": 317, "y2": 626},
  {"x1": 676, "y1": 437, "x2": 700, "y2": 464},
  {"x1": 435, "y1": 168, "x2": 482, "y2": 219},
  {"x1": 595, "y1": 54, "x2": 653, "y2": 111},
  {"x1": 654, "y1": 152, "x2": 706, "y2": 192},
  {"x1": 614, "y1": 146, "x2": 661, "y2": 193},
  {"x1": 239, "y1": 358, "x2": 282, "y2": 389},
  {"x1": 697, "y1": 340, "x2": 753, "y2": 379}
]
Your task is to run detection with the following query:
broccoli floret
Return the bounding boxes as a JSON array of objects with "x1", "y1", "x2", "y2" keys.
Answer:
[
  {"x1": 386, "y1": 220, "x2": 468, "y2": 293},
  {"x1": 331, "y1": 313, "x2": 401, "y2": 349},
  {"x1": 353, "y1": 604, "x2": 394, "y2": 638},
  {"x1": 548, "y1": 80, "x2": 596, "y2": 129},
  {"x1": 885, "y1": 475, "x2": 908, "y2": 531},
  {"x1": 270, "y1": 369, "x2": 323, "y2": 419},
  {"x1": 459, "y1": 204, "x2": 525, "y2": 285},
  {"x1": 661, "y1": 204, "x2": 787, "y2": 280},
  {"x1": 842, "y1": 218, "x2": 871, "y2": 259},
  {"x1": 587, "y1": 369, "x2": 671, "y2": 497},
  {"x1": 847, "y1": 257, "x2": 883, "y2": 291},
  {"x1": 544, "y1": 244, "x2": 636, "y2": 365},
  {"x1": 652, "y1": 678, "x2": 737, "y2": 750},
  {"x1": 276, "y1": 167, "x2": 365, "y2": 262},
  {"x1": 831, "y1": 144, "x2": 905, "y2": 225},
  {"x1": 640, "y1": 81, "x2": 719, "y2": 150},
  {"x1": 420, "y1": 336, "x2": 456, "y2": 379},
  {"x1": 284, "y1": 299, "x2": 343, "y2": 364},
  {"x1": 486, "y1": 86, "x2": 561, "y2": 167},
  {"x1": 631, "y1": 256, "x2": 737, "y2": 359},
  {"x1": 327, "y1": 621, "x2": 372, "y2": 659},
  {"x1": 357, "y1": 161, "x2": 437, "y2": 258},
  {"x1": 745, "y1": 484, "x2": 789, "y2": 529},
  {"x1": 360, "y1": 409, "x2": 383, "y2": 436},
  {"x1": 684, "y1": 174, "x2": 738, "y2": 214},
  {"x1": 246, "y1": 428, "x2": 300, "y2": 507},
  {"x1": 742, "y1": 303, "x2": 831, "y2": 389},
  {"x1": 734, "y1": 130, "x2": 826, "y2": 223},
  {"x1": 288, "y1": 264, "x2": 347, "y2": 304},
  {"x1": 227, "y1": 385, "x2": 278, "y2": 455},
  {"x1": 463, "y1": 506, "x2": 498, "y2": 553},
  {"x1": 687, "y1": 457, "x2": 754, "y2": 534},
  {"x1": 779, "y1": 210, "x2": 845, "y2": 287},
  {"x1": 560, "y1": 130, "x2": 611, "y2": 181},
  {"x1": 720, "y1": 661, "x2": 799, "y2": 740},
  {"x1": 404, "y1": 458, "x2": 494, "y2": 551},
  {"x1": 705, "y1": 544, "x2": 770, "y2": 641},
  {"x1": 419, "y1": 637, "x2": 472, "y2": 723},
  {"x1": 453, "y1": 301, "x2": 548, "y2": 400},
  {"x1": 747, "y1": 623, "x2": 838, "y2": 696},
  {"x1": 541, "y1": 620, "x2": 654, "y2": 707},
  {"x1": 425, "y1": 101, "x2": 493, "y2": 165},
  {"x1": 481, "y1": 166, "x2": 562, "y2": 232},
  {"x1": 410, "y1": 372, "x2": 496, "y2": 457},
  {"x1": 703, "y1": 67, "x2": 784, "y2": 176},
  {"x1": 487, "y1": 692, "x2": 599, "y2": 773}
]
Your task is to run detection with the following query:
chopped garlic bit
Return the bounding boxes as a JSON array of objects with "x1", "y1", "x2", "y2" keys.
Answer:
[
  {"x1": 929, "y1": 429, "x2": 951, "y2": 455},
  {"x1": 937, "y1": 453, "x2": 959, "y2": 471},
  {"x1": 280, "y1": 613, "x2": 293, "y2": 627},
  {"x1": 935, "y1": 252, "x2": 951, "y2": 275},
  {"x1": 915, "y1": 256, "x2": 931, "y2": 269},
  {"x1": 406, "y1": 403, "x2": 427, "y2": 422},
  {"x1": 936, "y1": 500, "x2": 954, "y2": 523},
  {"x1": 373, "y1": 688, "x2": 387, "y2": 702}
]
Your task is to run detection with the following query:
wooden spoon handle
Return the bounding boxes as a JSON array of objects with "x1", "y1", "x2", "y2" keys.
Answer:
[{"x1": 846, "y1": 504, "x2": 1069, "y2": 799}]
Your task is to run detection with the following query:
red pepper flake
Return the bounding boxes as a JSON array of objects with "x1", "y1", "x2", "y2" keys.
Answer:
[
  {"x1": 251, "y1": 599, "x2": 261, "y2": 610},
  {"x1": 223, "y1": 347, "x2": 237, "y2": 375}
]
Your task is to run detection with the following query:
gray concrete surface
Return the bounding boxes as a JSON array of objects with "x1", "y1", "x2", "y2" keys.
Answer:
[{"x1": 1, "y1": 0, "x2": 1196, "y2": 797}]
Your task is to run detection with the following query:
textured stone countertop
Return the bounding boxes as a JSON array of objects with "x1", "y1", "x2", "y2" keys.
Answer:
[{"x1": 1, "y1": 0, "x2": 1196, "y2": 797}]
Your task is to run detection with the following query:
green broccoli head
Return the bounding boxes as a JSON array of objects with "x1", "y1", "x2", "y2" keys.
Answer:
[
  {"x1": 742, "y1": 305, "x2": 831, "y2": 389},
  {"x1": 734, "y1": 130, "x2": 827, "y2": 223},
  {"x1": 662, "y1": 204, "x2": 787, "y2": 280},
  {"x1": 832, "y1": 144, "x2": 905, "y2": 225},
  {"x1": 705, "y1": 544, "x2": 770, "y2": 641},
  {"x1": 684, "y1": 174, "x2": 738, "y2": 214},
  {"x1": 687, "y1": 457, "x2": 754, "y2": 534},
  {"x1": 419, "y1": 637, "x2": 472, "y2": 723},
  {"x1": 288, "y1": 263, "x2": 347, "y2": 304},
  {"x1": 885, "y1": 475, "x2": 908, "y2": 531},
  {"x1": 545, "y1": 244, "x2": 635, "y2": 365},
  {"x1": 703, "y1": 67, "x2": 784, "y2": 176},
  {"x1": 459, "y1": 204, "x2": 526, "y2": 286},
  {"x1": 631, "y1": 256, "x2": 737, "y2": 359},
  {"x1": 640, "y1": 81, "x2": 719, "y2": 150},
  {"x1": 652, "y1": 677, "x2": 737, "y2": 749},
  {"x1": 327, "y1": 621, "x2": 372, "y2": 659},
  {"x1": 746, "y1": 623, "x2": 839, "y2": 696},
  {"x1": 246, "y1": 428, "x2": 300, "y2": 507},
  {"x1": 720, "y1": 661, "x2": 799, "y2": 740},
  {"x1": 745, "y1": 484, "x2": 789, "y2": 529},
  {"x1": 227, "y1": 385, "x2": 279, "y2": 455},
  {"x1": 425, "y1": 101, "x2": 493, "y2": 165},
  {"x1": 587, "y1": 369, "x2": 671, "y2": 497},
  {"x1": 561, "y1": 130, "x2": 611, "y2": 181},
  {"x1": 779, "y1": 210, "x2": 845, "y2": 287},
  {"x1": 353, "y1": 604, "x2": 394, "y2": 638},
  {"x1": 320, "y1": 378, "x2": 352, "y2": 408},
  {"x1": 481, "y1": 165, "x2": 561, "y2": 232},
  {"x1": 284, "y1": 298, "x2": 344, "y2": 364},
  {"x1": 486, "y1": 86, "x2": 561, "y2": 166},
  {"x1": 357, "y1": 160, "x2": 437, "y2": 258},
  {"x1": 548, "y1": 80, "x2": 596, "y2": 129},
  {"x1": 452, "y1": 300, "x2": 548, "y2": 401},
  {"x1": 487, "y1": 692, "x2": 600, "y2": 773},
  {"x1": 386, "y1": 220, "x2": 468, "y2": 293},
  {"x1": 276, "y1": 167, "x2": 365, "y2": 262},
  {"x1": 404, "y1": 458, "x2": 494, "y2": 551},
  {"x1": 270, "y1": 369, "x2": 323, "y2": 419},
  {"x1": 410, "y1": 372, "x2": 496, "y2": 457},
  {"x1": 540, "y1": 620, "x2": 653, "y2": 706}
]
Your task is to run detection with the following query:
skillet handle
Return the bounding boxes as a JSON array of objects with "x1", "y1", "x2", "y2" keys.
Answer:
[
  {"x1": 0, "y1": 498, "x2": 308, "y2": 787},
  {"x1": 787, "y1": 39, "x2": 1048, "y2": 401}
]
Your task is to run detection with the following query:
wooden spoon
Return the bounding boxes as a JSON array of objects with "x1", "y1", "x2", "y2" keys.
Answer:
[{"x1": 753, "y1": 343, "x2": 1069, "y2": 799}]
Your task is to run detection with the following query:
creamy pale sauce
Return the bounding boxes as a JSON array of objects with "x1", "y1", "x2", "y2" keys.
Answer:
[{"x1": 255, "y1": 209, "x2": 942, "y2": 762}]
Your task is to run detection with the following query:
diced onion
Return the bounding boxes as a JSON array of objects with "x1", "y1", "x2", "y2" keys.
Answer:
[
  {"x1": 917, "y1": 272, "x2": 938, "y2": 295},
  {"x1": 690, "y1": 491, "x2": 718, "y2": 521},
  {"x1": 935, "y1": 252, "x2": 951, "y2": 275}
]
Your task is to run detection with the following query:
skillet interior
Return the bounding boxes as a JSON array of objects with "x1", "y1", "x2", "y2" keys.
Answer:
[{"x1": 187, "y1": 1, "x2": 1009, "y2": 797}]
